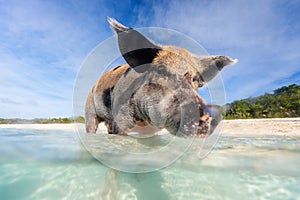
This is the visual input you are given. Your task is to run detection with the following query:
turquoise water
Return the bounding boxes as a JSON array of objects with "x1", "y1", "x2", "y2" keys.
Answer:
[{"x1": 0, "y1": 127, "x2": 300, "y2": 200}]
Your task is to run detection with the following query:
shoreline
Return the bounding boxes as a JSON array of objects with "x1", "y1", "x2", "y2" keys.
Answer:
[
  {"x1": 0, "y1": 118, "x2": 299, "y2": 137},
  {"x1": 221, "y1": 118, "x2": 300, "y2": 137},
  {"x1": 224, "y1": 117, "x2": 300, "y2": 121}
]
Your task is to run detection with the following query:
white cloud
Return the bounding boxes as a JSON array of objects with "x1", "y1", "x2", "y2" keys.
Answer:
[
  {"x1": 139, "y1": 0, "x2": 300, "y2": 102},
  {"x1": 0, "y1": 0, "x2": 111, "y2": 118}
]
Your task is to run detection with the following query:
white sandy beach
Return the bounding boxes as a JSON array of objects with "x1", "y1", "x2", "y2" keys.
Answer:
[
  {"x1": 221, "y1": 118, "x2": 300, "y2": 137},
  {"x1": 0, "y1": 118, "x2": 299, "y2": 137}
]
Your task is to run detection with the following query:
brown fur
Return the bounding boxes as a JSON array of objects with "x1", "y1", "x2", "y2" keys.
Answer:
[
  {"x1": 85, "y1": 64, "x2": 129, "y2": 133},
  {"x1": 94, "y1": 64, "x2": 129, "y2": 92}
]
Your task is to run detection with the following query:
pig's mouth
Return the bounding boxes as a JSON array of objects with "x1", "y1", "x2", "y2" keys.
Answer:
[
  {"x1": 193, "y1": 114, "x2": 212, "y2": 138},
  {"x1": 192, "y1": 105, "x2": 222, "y2": 138}
]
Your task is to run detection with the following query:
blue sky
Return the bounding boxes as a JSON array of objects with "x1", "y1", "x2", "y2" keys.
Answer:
[{"x1": 0, "y1": 0, "x2": 299, "y2": 119}]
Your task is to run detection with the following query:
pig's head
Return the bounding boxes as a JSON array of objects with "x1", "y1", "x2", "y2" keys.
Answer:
[{"x1": 108, "y1": 17, "x2": 237, "y2": 136}]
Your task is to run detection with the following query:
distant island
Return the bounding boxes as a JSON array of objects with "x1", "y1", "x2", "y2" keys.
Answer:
[{"x1": 0, "y1": 84, "x2": 299, "y2": 124}]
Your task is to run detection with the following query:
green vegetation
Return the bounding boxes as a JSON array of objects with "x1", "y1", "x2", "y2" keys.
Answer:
[
  {"x1": 0, "y1": 116, "x2": 85, "y2": 124},
  {"x1": 73, "y1": 116, "x2": 85, "y2": 123},
  {"x1": 224, "y1": 84, "x2": 300, "y2": 119}
]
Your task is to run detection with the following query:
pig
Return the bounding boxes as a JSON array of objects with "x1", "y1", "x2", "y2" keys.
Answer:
[{"x1": 85, "y1": 18, "x2": 237, "y2": 137}]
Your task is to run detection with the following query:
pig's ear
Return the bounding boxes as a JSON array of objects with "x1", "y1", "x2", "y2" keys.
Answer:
[
  {"x1": 197, "y1": 55, "x2": 238, "y2": 84},
  {"x1": 212, "y1": 56, "x2": 238, "y2": 70},
  {"x1": 108, "y1": 17, "x2": 161, "y2": 71}
]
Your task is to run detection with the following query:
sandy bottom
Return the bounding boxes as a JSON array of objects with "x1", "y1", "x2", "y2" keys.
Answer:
[{"x1": 0, "y1": 118, "x2": 299, "y2": 137}]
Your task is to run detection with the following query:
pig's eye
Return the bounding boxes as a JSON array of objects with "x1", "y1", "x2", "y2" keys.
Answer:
[{"x1": 158, "y1": 65, "x2": 165, "y2": 71}]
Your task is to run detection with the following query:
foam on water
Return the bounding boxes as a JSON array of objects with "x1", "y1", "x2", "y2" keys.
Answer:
[{"x1": 0, "y1": 128, "x2": 300, "y2": 199}]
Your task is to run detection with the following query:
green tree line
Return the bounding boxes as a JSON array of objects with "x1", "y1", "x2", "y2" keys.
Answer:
[
  {"x1": 224, "y1": 84, "x2": 300, "y2": 119},
  {"x1": 0, "y1": 116, "x2": 85, "y2": 124}
]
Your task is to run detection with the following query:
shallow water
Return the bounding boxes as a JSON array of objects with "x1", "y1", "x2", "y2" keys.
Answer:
[{"x1": 0, "y1": 127, "x2": 300, "y2": 200}]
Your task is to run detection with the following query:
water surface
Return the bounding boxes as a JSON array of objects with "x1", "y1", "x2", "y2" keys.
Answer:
[{"x1": 0, "y1": 127, "x2": 299, "y2": 199}]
